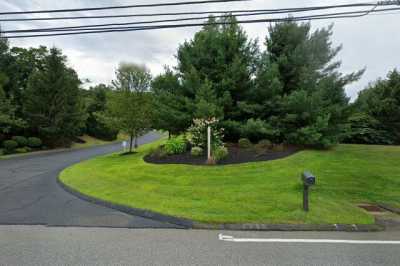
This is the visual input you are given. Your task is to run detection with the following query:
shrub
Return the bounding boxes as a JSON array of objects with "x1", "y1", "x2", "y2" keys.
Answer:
[
  {"x1": 187, "y1": 118, "x2": 224, "y2": 149},
  {"x1": 241, "y1": 119, "x2": 278, "y2": 143},
  {"x1": 343, "y1": 112, "x2": 394, "y2": 145},
  {"x1": 255, "y1": 140, "x2": 272, "y2": 154},
  {"x1": 164, "y1": 137, "x2": 187, "y2": 155},
  {"x1": 191, "y1": 146, "x2": 203, "y2": 157},
  {"x1": 12, "y1": 136, "x2": 28, "y2": 147},
  {"x1": 87, "y1": 122, "x2": 119, "y2": 141},
  {"x1": 27, "y1": 137, "x2": 42, "y2": 148},
  {"x1": 213, "y1": 146, "x2": 229, "y2": 162},
  {"x1": 3, "y1": 140, "x2": 18, "y2": 154},
  {"x1": 238, "y1": 138, "x2": 252, "y2": 149},
  {"x1": 220, "y1": 120, "x2": 242, "y2": 142},
  {"x1": 271, "y1": 143, "x2": 285, "y2": 152},
  {"x1": 256, "y1": 139, "x2": 272, "y2": 149},
  {"x1": 15, "y1": 147, "x2": 30, "y2": 154},
  {"x1": 150, "y1": 146, "x2": 168, "y2": 158}
]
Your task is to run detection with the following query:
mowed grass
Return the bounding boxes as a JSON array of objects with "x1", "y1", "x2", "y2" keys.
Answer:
[
  {"x1": 71, "y1": 133, "x2": 128, "y2": 149},
  {"x1": 60, "y1": 141, "x2": 400, "y2": 225}
]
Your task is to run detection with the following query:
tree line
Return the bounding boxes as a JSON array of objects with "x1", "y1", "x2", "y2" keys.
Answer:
[
  {"x1": 1, "y1": 17, "x2": 399, "y2": 154},
  {"x1": 151, "y1": 17, "x2": 399, "y2": 147}
]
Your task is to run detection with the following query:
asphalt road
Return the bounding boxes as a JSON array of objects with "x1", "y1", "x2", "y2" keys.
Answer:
[
  {"x1": 1, "y1": 132, "x2": 399, "y2": 265},
  {"x1": 1, "y1": 226, "x2": 399, "y2": 265},
  {"x1": 0, "y1": 132, "x2": 178, "y2": 228}
]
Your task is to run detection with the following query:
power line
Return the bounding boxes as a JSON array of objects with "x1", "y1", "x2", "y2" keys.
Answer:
[
  {"x1": 3, "y1": 6, "x2": 400, "y2": 34},
  {"x1": 0, "y1": 0, "x2": 247, "y2": 16},
  {"x1": 0, "y1": 3, "x2": 381, "y2": 22},
  {"x1": 0, "y1": 12, "x2": 290, "y2": 33},
  {"x1": 3, "y1": 7, "x2": 400, "y2": 39}
]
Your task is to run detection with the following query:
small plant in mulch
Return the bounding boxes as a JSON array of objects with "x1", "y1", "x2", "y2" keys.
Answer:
[
  {"x1": 238, "y1": 138, "x2": 252, "y2": 149},
  {"x1": 254, "y1": 139, "x2": 273, "y2": 155},
  {"x1": 213, "y1": 146, "x2": 229, "y2": 162},
  {"x1": 164, "y1": 136, "x2": 187, "y2": 155},
  {"x1": 145, "y1": 141, "x2": 300, "y2": 166},
  {"x1": 187, "y1": 117, "x2": 224, "y2": 150},
  {"x1": 271, "y1": 143, "x2": 285, "y2": 152},
  {"x1": 191, "y1": 146, "x2": 204, "y2": 157}
]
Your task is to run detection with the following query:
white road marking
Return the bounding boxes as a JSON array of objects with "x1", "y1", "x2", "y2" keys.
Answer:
[{"x1": 218, "y1": 234, "x2": 400, "y2": 245}]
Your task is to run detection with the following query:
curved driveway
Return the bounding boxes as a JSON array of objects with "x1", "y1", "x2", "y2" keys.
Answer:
[{"x1": 0, "y1": 132, "x2": 179, "y2": 228}]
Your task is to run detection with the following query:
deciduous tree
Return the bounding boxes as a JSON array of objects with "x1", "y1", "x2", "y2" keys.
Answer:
[{"x1": 107, "y1": 63, "x2": 153, "y2": 152}]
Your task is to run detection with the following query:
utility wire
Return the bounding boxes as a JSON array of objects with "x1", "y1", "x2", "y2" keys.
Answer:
[
  {"x1": 0, "y1": 3, "x2": 382, "y2": 21},
  {"x1": 0, "y1": 0, "x2": 248, "y2": 16},
  {"x1": 3, "y1": 7, "x2": 400, "y2": 38},
  {"x1": 3, "y1": 6, "x2": 400, "y2": 34},
  {"x1": 0, "y1": 12, "x2": 291, "y2": 33}
]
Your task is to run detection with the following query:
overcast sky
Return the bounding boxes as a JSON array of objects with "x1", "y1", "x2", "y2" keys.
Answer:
[{"x1": 1, "y1": 0, "x2": 399, "y2": 100}]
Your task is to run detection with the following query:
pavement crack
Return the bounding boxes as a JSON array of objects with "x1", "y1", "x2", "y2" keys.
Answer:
[
  {"x1": 3, "y1": 195, "x2": 47, "y2": 213},
  {"x1": 0, "y1": 171, "x2": 50, "y2": 193}
]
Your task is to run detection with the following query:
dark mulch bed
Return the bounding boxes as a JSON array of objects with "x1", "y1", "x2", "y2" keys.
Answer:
[{"x1": 144, "y1": 144, "x2": 301, "y2": 166}]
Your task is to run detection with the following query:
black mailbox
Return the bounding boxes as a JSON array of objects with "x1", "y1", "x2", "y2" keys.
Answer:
[
  {"x1": 301, "y1": 171, "x2": 316, "y2": 212},
  {"x1": 302, "y1": 171, "x2": 316, "y2": 186}
]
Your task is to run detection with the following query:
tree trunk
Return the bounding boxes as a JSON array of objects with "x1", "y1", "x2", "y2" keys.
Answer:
[
  {"x1": 168, "y1": 131, "x2": 171, "y2": 139},
  {"x1": 129, "y1": 134, "x2": 133, "y2": 153},
  {"x1": 134, "y1": 135, "x2": 138, "y2": 149}
]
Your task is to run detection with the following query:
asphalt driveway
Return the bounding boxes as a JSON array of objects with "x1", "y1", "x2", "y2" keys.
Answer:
[{"x1": 0, "y1": 132, "x2": 179, "y2": 228}]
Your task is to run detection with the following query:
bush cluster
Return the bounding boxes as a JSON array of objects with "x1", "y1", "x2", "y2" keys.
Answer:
[
  {"x1": 256, "y1": 139, "x2": 272, "y2": 150},
  {"x1": 15, "y1": 147, "x2": 31, "y2": 154},
  {"x1": 12, "y1": 136, "x2": 28, "y2": 147},
  {"x1": 164, "y1": 137, "x2": 187, "y2": 155},
  {"x1": 3, "y1": 140, "x2": 18, "y2": 154},
  {"x1": 27, "y1": 137, "x2": 42, "y2": 148},
  {"x1": 191, "y1": 147, "x2": 203, "y2": 157},
  {"x1": 213, "y1": 146, "x2": 229, "y2": 162},
  {"x1": 187, "y1": 118, "x2": 223, "y2": 149},
  {"x1": 1, "y1": 136, "x2": 43, "y2": 155},
  {"x1": 238, "y1": 138, "x2": 252, "y2": 148}
]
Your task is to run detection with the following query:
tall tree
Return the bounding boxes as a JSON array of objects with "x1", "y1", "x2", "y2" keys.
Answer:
[
  {"x1": 151, "y1": 67, "x2": 191, "y2": 137},
  {"x1": 84, "y1": 84, "x2": 118, "y2": 140},
  {"x1": 7, "y1": 46, "x2": 48, "y2": 113},
  {"x1": 107, "y1": 62, "x2": 152, "y2": 152},
  {"x1": 352, "y1": 69, "x2": 400, "y2": 144},
  {"x1": 24, "y1": 47, "x2": 86, "y2": 147},
  {"x1": 0, "y1": 75, "x2": 26, "y2": 136},
  {"x1": 176, "y1": 16, "x2": 259, "y2": 121},
  {"x1": 249, "y1": 21, "x2": 363, "y2": 147}
]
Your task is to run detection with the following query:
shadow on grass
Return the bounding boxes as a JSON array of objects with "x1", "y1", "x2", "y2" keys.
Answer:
[{"x1": 120, "y1": 151, "x2": 138, "y2": 156}]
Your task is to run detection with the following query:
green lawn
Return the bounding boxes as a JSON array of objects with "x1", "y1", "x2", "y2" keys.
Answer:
[
  {"x1": 59, "y1": 141, "x2": 400, "y2": 225},
  {"x1": 1, "y1": 134, "x2": 128, "y2": 159},
  {"x1": 71, "y1": 133, "x2": 128, "y2": 149}
]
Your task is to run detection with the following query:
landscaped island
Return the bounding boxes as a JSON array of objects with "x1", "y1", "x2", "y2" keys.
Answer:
[{"x1": 59, "y1": 140, "x2": 400, "y2": 225}]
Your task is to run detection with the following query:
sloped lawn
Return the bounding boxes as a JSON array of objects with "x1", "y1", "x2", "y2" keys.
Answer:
[{"x1": 59, "y1": 141, "x2": 400, "y2": 225}]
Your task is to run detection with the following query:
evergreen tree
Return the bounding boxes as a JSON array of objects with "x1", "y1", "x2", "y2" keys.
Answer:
[
  {"x1": 24, "y1": 48, "x2": 86, "y2": 147},
  {"x1": 151, "y1": 67, "x2": 191, "y2": 136},
  {"x1": 84, "y1": 84, "x2": 118, "y2": 140},
  {"x1": 251, "y1": 21, "x2": 363, "y2": 147},
  {"x1": 7, "y1": 46, "x2": 48, "y2": 113},
  {"x1": 176, "y1": 16, "x2": 259, "y2": 121},
  {"x1": 352, "y1": 69, "x2": 400, "y2": 144},
  {"x1": 0, "y1": 75, "x2": 26, "y2": 135}
]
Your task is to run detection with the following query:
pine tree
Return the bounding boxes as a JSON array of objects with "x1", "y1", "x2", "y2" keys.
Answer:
[
  {"x1": 24, "y1": 48, "x2": 85, "y2": 147},
  {"x1": 151, "y1": 67, "x2": 191, "y2": 136},
  {"x1": 252, "y1": 21, "x2": 364, "y2": 147}
]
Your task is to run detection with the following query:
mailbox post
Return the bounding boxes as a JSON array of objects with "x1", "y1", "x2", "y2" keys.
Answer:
[{"x1": 301, "y1": 171, "x2": 316, "y2": 212}]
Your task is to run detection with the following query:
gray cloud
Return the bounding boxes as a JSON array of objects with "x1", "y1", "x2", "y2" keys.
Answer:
[{"x1": 1, "y1": 0, "x2": 399, "y2": 99}]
